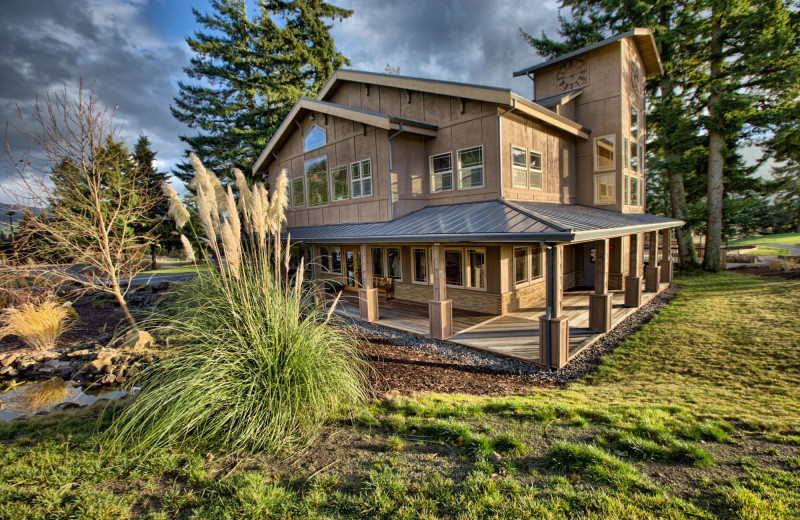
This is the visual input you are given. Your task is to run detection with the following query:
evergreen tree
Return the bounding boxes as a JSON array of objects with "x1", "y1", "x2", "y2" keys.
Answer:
[
  {"x1": 132, "y1": 135, "x2": 171, "y2": 269},
  {"x1": 772, "y1": 162, "x2": 800, "y2": 233},
  {"x1": 171, "y1": 0, "x2": 352, "y2": 184}
]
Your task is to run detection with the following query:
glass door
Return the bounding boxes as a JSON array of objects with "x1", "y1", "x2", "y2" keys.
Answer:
[{"x1": 344, "y1": 247, "x2": 361, "y2": 291}]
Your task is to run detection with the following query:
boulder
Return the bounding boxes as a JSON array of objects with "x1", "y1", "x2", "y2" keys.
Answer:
[{"x1": 122, "y1": 330, "x2": 154, "y2": 352}]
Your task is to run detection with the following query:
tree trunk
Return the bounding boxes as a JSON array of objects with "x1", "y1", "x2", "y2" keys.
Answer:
[
  {"x1": 703, "y1": 17, "x2": 725, "y2": 272},
  {"x1": 111, "y1": 285, "x2": 138, "y2": 330},
  {"x1": 149, "y1": 243, "x2": 158, "y2": 271}
]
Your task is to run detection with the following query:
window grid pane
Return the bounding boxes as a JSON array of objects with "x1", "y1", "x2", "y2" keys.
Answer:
[
  {"x1": 531, "y1": 247, "x2": 543, "y2": 279},
  {"x1": 431, "y1": 153, "x2": 453, "y2": 193},
  {"x1": 458, "y1": 147, "x2": 483, "y2": 189},
  {"x1": 305, "y1": 156, "x2": 329, "y2": 207},
  {"x1": 467, "y1": 249, "x2": 485, "y2": 289},
  {"x1": 413, "y1": 249, "x2": 427, "y2": 283},
  {"x1": 386, "y1": 248, "x2": 401, "y2": 280},
  {"x1": 372, "y1": 248, "x2": 384, "y2": 277},
  {"x1": 331, "y1": 166, "x2": 348, "y2": 201},
  {"x1": 595, "y1": 136, "x2": 615, "y2": 171},
  {"x1": 445, "y1": 249, "x2": 463, "y2": 286},
  {"x1": 291, "y1": 178, "x2": 305, "y2": 207},
  {"x1": 514, "y1": 247, "x2": 528, "y2": 285}
]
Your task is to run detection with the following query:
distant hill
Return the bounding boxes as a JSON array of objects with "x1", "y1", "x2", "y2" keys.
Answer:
[{"x1": 0, "y1": 203, "x2": 43, "y2": 228}]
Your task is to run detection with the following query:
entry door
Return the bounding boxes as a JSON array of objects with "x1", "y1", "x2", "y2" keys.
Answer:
[{"x1": 344, "y1": 247, "x2": 361, "y2": 291}]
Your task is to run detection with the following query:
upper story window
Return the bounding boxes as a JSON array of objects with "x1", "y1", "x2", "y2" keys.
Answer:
[
  {"x1": 330, "y1": 165, "x2": 349, "y2": 201},
  {"x1": 303, "y1": 125, "x2": 326, "y2": 152},
  {"x1": 458, "y1": 146, "x2": 484, "y2": 189},
  {"x1": 630, "y1": 106, "x2": 639, "y2": 140},
  {"x1": 594, "y1": 135, "x2": 615, "y2": 172},
  {"x1": 629, "y1": 139, "x2": 639, "y2": 173},
  {"x1": 430, "y1": 152, "x2": 453, "y2": 193},
  {"x1": 351, "y1": 159, "x2": 372, "y2": 198},
  {"x1": 511, "y1": 146, "x2": 528, "y2": 188},
  {"x1": 291, "y1": 177, "x2": 305, "y2": 207},
  {"x1": 594, "y1": 173, "x2": 615, "y2": 205},
  {"x1": 529, "y1": 151, "x2": 543, "y2": 189},
  {"x1": 305, "y1": 156, "x2": 329, "y2": 207}
]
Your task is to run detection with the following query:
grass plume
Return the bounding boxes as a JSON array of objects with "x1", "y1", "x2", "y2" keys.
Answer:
[{"x1": 0, "y1": 300, "x2": 74, "y2": 351}]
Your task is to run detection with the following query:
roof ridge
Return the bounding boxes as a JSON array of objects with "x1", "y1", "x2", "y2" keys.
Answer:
[{"x1": 498, "y1": 198, "x2": 574, "y2": 233}]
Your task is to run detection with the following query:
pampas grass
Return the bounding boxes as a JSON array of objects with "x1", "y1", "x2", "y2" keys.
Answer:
[
  {"x1": 180, "y1": 235, "x2": 195, "y2": 262},
  {"x1": 161, "y1": 182, "x2": 190, "y2": 230},
  {"x1": 105, "y1": 155, "x2": 368, "y2": 456},
  {"x1": 0, "y1": 300, "x2": 74, "y2": 351}
]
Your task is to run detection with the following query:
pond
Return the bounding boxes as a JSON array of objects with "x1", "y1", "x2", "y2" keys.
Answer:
[{"x1": 0, "y1": 377, "x2": 134, "y2": 422}]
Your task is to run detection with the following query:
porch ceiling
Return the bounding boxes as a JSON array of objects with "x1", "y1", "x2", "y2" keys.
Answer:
[{"x1": 286, "y1": 198, "x2": 683, "y2": 245}]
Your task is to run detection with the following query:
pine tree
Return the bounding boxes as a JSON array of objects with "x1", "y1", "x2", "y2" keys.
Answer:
[
  {"x1": 171, "y1": 0, "x2": 352, "y2": 184},
  {"x1": 132, "y1": 136, "x2": 171, "y2": 269}
]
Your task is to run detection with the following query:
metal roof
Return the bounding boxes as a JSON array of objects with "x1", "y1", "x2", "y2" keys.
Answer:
[
  {"x1": 513, "y1": 28, "x2": 664, "y2": 78},
  {"x1": 286, "y1": 199, "x2": 682, "y2": 244},
  {"x1": 534, "y1": 88, "x2": 583, "y2": 108}
]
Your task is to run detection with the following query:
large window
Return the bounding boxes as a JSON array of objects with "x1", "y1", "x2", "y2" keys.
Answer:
[
  {"x1": 330, "y1": 165, "x2": 348, "y2": 201},
  {"x1": 466, "y1": 248, "x2": 486, "y2": 289},
  {"x1": 594, "y1": 174, "x2": 615, "y2": 204},
  {"x1": 318, "y1": 246, "x2": 341, "y2": 274},
  {"x1": 457, "y1": 146, "x2": 483, "y2": 189},
  {"x1": 511, "y1": 146, "x2": 528, "y2": 188},
  {"x1": 594, "y1": 135, "x2": 615, "y2": 171},
  {"x1": 445, "y1": 249, "x2": 463, "y2": 287},
  {"x1": 387, "y1": 248, "x2": 402, "y2": 280},
  {"x1": 514, "y1": 247, "x2": 528, "y2": 285},
  {"x1": 305, "y1": 156, "x2": 329, "y2": 207},
  {"x1": 330, "y1": 247, "x2": 342, "y2": 273},
  {"x1": 372, "y1": 248, "x2": 384, "y2": 277},
  {"x1": 430, "y1": 152, "x2": 453, "y2": 193},
  {"x1": 413, "y1": 248, "x2": 428, "y2": 283},
  {"x1": 351, "y1": 159, "x2": 372, "y2": 198},
  {"x1": 291, "y1": 178, "x2": 305, "y2": 207},
  {"x1": 529, "y1": 151, "x2": 543, "y2": 189},
  {"x1": 304, "y1": 125, "x2": 326, "y2": 152}
]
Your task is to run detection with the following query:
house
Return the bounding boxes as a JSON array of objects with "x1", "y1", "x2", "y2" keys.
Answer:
[{"x1": 252, "y1": 28, "x2": 682, "y2": 369}]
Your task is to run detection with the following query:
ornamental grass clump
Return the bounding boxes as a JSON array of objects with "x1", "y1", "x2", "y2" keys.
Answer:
[
  {"x1": 0, "y1": 300, "x2": 73, "y2": 351},
  {"x1": 106, "y1": 155, "x2": 368, "y2": 455}
]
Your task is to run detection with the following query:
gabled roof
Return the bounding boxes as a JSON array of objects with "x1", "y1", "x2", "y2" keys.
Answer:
[
  {"x1": 252, "y1": 97, "x2": 437, "y2": 174},
  {"x1": 286, "y1": 199, "x2": 683, "y2": 244},
  {"x1": 513, "y1": 28, "x2": 664, "y2": 79},
  {"x1": 534, "y1": 88, "x2": 583, "y2": 109}
]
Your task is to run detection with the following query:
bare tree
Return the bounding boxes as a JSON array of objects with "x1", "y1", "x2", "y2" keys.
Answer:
[{"x1": 2, "y1": 81, "x2": 160, "y2": 329}]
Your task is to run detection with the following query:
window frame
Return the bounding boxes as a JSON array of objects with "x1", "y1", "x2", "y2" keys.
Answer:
[
  {"x1": 329, "y1": 246, "x2": 342, "y2": 274},
  {"x1": 319, "y1": 246, "x2": 331, "y2": 274},
  {"x1": 594, "y1": 173, "x2": 616, "y2": 205},
  {"x1": 350, "y1": 158, "x2": 372, "y2": 199},
  {"x1": 465, "y1": 247, "x2": 487, "y2": 291},
  {"x1": 513, "y1": 246, "x2": 529, "y2": 287},
  {"x1": 457, "y1": 145, "x2": 484, "y2": 190},
  {"x1": 304, "y1": 155, "x2": 330, "y2": 207},
  {"x1": 511, "y1": 145, "x2": 528, "y2": 189},
  {"x1": 530, "y1": 246, "x2": 544, "y2": 281},
  {"x1": 444, "y1": 247, "x2": 464, "y2": 288},
  {"x1": 528, "y1": 150, "x2": 543, "y2": 190},
  {"x1": 371, "y1": 247, "x2": 385, "y2": 277},
  {"x1": 385, "y1": 247, "x2": 402, "y2": 281},
  {"x1": 303, "y1": 124, "x2": 327, "y2": 153},
  {"x1": 291, "y1": 177, "x2": 305, "y2": 207},
  {"x1": 593, "y1": 135, "x2": 616, "y2": 172},
  {"x1": 429, "y1": 152, "x2": 454, "y2": 193},
  {"x1": 330, "y1": 165, "x2": 349, "y2": 201},
  {"x1": 412, "y1": 247, "x2": 430, "y2": 285}
]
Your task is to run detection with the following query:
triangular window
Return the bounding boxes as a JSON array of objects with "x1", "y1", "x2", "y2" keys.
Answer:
[{"x1": 304, "y1": 125, "x2": 326, "y2": 152}]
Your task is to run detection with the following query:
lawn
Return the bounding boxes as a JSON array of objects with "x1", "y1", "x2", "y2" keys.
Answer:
[
  {"x1": 743, "y1": 246, "x2": 791, "y2": 256},
  {"x1": 727, "y1": 232, "x2": 800, "y2": 247},
  {"x1": 138, "y1": 264, "x2": 211, "y2": 275},
  {"x1": 1, "y1": 272, "x2": 799, "y2": 519}
]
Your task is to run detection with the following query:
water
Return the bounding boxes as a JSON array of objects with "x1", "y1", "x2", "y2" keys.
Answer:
[{"x1": 0, "y1": 377, "x2": 132, "y2": 422}]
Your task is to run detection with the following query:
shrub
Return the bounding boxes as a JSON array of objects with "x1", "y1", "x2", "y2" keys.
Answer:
[
  {"x1": 105, "y1": 156, "x2": 369, "y2": 455},
  {"x1": 0, "y1": 300, "x2": 73, "y2": 350}
]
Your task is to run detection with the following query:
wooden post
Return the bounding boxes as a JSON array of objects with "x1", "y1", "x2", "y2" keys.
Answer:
[
  {"x1": 589, "y1": 239, "x2": 612, "y2": 332},
  {"x1": 645, "y1": 230, "x2": 661, "y2": 292},
  {"x1": 539, "y1": 244, "x2": 570, "y2": 369},
  {"x1": 358, "y1": 244, "x2": 378, "y2": 321},
  {"x1": 429, "y1": 243, "x2": 452, "y2": 339},
  {"x1": 659, "y1": 228, "x2": 673, "y2": 284},
  {"x1": 608, "y1": 236, "x2": 625, "y2": 291},
  {"x1": 625, "y1": 233, "x2": 643, "y2": 308}
]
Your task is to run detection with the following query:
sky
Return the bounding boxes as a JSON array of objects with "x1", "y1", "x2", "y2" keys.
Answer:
[{"x1": 0, "y1": 0, "x2": 769, "y2": 201}]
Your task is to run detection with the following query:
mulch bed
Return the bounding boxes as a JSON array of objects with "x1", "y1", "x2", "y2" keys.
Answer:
[
  {"x1": 360, "y1": 337, "x2": 547, "y2": 397},
  {"x1": 730, "y1": 266, "x2": 800, "y2": 280}
]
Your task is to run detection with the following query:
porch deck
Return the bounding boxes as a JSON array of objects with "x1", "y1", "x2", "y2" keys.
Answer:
[{"x1": 329, "y1": 281, "x2": 669, "y2": 365}]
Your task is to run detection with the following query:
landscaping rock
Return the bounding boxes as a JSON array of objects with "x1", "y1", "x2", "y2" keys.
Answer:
[
  {"x1": 122, "y1": 330, "x2": 154, "y2": 352},
  {"x1": 67, "y1": 349, "x2": 90, "y2": 358},
  {"x1": 0, "y1": 353, "x2": 17, "y2": 367},
  {"x1": 0, "y1": 366, "x2": 19, "y2": 377}
]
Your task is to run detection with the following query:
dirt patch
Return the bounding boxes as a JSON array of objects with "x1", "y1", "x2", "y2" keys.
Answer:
[{"x1": 729, "y1": 266, "x2": 800, "y2": 280}]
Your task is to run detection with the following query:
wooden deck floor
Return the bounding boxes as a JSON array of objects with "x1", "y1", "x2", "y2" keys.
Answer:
[{"x1": 329, "y1": 281, "x2": 670, "y2": 365}]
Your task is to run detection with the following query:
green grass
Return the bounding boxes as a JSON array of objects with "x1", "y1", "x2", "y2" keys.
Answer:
[
  {"x1": 1, "y1": 271, "x2": 800, "y2": 518},
  {"x1": 727, "y1": 232, "x2": 800, "y2": 247},
  {"x1": 138, "y1": 265, "x2": 211, "y2": 275},
  {"x1": 743, "y1": 246, "x2": 791, "y2": 256}
]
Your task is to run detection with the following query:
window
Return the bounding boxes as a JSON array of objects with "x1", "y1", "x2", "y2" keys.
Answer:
[
  {"x1": 629, "y1": 139, "x2": 638, "y2": 173},
  {"x1": 444, "y1": 249, "x2": 463, "y2": 287},
  {"x1": 594, "y1": 135, "x2": 615, "y2": 171},
  {"x1": 430, "y1": 152, "x2": 453, "y2": 193},
  {"x1": 330, "y1": 165, "x2": 348, "y2": 201},
  {"x1": 319, "y1": 246, "x2": 331, "y2": 273},
  {"x1": 372, "y1": 248, "x2": 384, "y2": 277},
  {"x1": 630, "y1": 106, "x2": 639, "y2": 140},
  {"x1": 531, "y1": 246, "x2": 543, "y2": 280},
  {"x1": 351, "y1": 159, "x2": 372, "y2": 198},
  {"x1": 624, "y1": 137, "x2": 629, "y2": 169},
  {"x1": 291, "y1": 178, "x2": 305, "y2": 207},
  {"x1": 413, "y1": 248, "x2": 428, "y2": 283},
  {"x1": 639, "y1": 144, "x2": 644, "y2": 175},
  {"x1": 514, "y1": 247, "x2": 528, "y2": 285},
  {"x1": 511, "y1": 146, "x2": 528, "y2": 188},
  {"x1": 466, "y1": 248, "x2": 486, "y2": 289},
  {"x1": 304, "y1": 125, "x2": 326, "y2": 152},
  {"x1": 305, "y1": 156, "x2": 329, "y2": 207},
  {"x1": 594, "y1": 174, "x2": 615, "y2": 204},
  {"x1": 458, "y1": 146, "x2": 483, "y2": 189},
  {"x1": 330, "y1": 246, "x2": 342, "y2": 274},
  {"x1": 624, "y1": 174, "x2": 630, "y2": 205},
  {"x1": 630, "y1": 177, "x2": 640, "y2": 206},
  {"x1": 529, "y1": 151, "x2": 543, "y2": 189},
  {"x1": 387, "y1": 248, "x2": 402, "y2": 280}
]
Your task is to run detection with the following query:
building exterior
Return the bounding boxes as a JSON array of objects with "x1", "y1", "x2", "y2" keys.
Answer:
[{"x1": 252, "y1": 28, "x2": 682, "y2": 369}]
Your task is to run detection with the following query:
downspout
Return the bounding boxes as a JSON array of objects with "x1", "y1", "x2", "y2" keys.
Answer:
[
  {"x1": 541, "y1": 240, "x2": 554, "y2": 371},
  {"x1": 497, "y1": 100, "x2": 516, "y2": 197},
  {"x1": 388, "y1": 122, "x2": 404, "y2": 221}
]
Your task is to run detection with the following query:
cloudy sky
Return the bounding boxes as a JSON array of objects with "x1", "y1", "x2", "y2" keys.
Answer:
[{"x1": 0, "y1": 0, "x2": 562, "y2": 196}]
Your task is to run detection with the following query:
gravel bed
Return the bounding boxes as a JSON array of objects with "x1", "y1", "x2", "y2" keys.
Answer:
[{"x1": 337, "y1": 285, "x2": 680, "y2": 385}]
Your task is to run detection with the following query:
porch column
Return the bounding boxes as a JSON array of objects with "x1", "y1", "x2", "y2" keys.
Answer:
[
  {"x1": 609, "y1": 236, "x2": 625, "y2": 291},
  {"x1": 625, "y1": 233, "x2": 643, "y2": 308},
  {"x1": 358, "y1": 244, "x2": 379, "y2": 322},
  {"x1": 659, "y1": 228, "x2": 674, "y2": 284},
  {"x1": 429, "y1": 243, "x2": 453, "y2": 340},
  {"x1": 589, "y1": 239, "x2": 612, "y2": 333},
  {"x1": 539, "y1": 244, "x2": 570, "y2": 369},
  {"x1": 645, "y1": 230, "x2": 662, "y2": 293}
]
